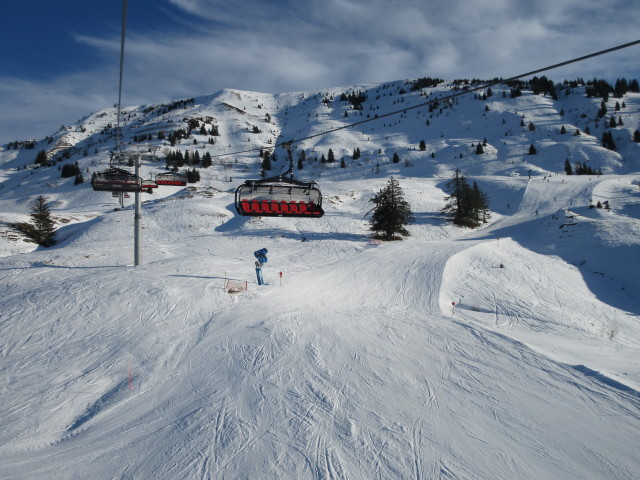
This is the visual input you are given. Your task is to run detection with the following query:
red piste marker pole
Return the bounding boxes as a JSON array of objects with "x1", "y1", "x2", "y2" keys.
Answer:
[{"x1": 279, "y1": 271, "x2": 283, "y2": 287}]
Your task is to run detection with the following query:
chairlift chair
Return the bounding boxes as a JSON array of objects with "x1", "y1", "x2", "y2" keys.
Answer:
[
  {"x1": 234, "y1": 172, "x2": 324, "y2": 218},
  {"x1": 91, "y1": 166, "x2": 142, "y2": 193},
  {"x1": 155, "y1": 171, "x2": 188, "y2": 186},
  {"x1": 141, "y1": 178, "x2": 158, "y2": 193}
]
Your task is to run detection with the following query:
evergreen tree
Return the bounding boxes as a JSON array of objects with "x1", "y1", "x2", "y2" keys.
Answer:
[
  {"x1": 442, "y1": 170, "x2": 489, "y2": 228},
  {"x1": 367, "y1": 177, "x2": 414, "y2": 240},
  {"x1": 340, "y1": 157, "x2": 346, "y2": 168},
  {"x1": 633, "y1": 129, "x2": 640, "y2": 143},
  {"x1": 597, "y1": 101, "x2": 607, "y2": 118},
  {"x1": 442, "y1": 169, "x2": 467, "y2": 225},
  {"x1": 186, "y1": 168, "x2": 200, "y2": 183},
  {"x1": 601, "y1": 131, "x2": 616, "y2": 151},
  {"x1": 61, "y1": 162, "x2": 81, "y2": 178},
  {"x1": 564, "y1": 159, "x2": 573, "y2": 175},
  {"x1": 29, "y1": 196, "x2": 57, "y2": 247},
  {"x1": 614, "y1": 78, "x2": 628, "y2": 98},
  {"x1": 35, "y1": 150, "x2": 48, "y2": 165},
  {"x1": 261, "y1": 151, "x2": 272, "y2": 172},
  {"x1": 202, "y1": 152, "x2": 212, "y2": 168},
  {"x1": 419, "y1": 140, "x2": 426, "y2": 151},
  {"x1": 74, "y1": 173, "x2": 85, "y2": 185},
  {"x1": 528, "y1": 144, "x2": 537, "y2": 155},
  {"x1": 475, "y1": 143, "x2": 484, "y2": 155},
  {"x1": 327, "y1": 149, "x2": 335, "y2": 163},
  {"x1": 392, "y1": 152, "x2": 400, "y2": 163}
]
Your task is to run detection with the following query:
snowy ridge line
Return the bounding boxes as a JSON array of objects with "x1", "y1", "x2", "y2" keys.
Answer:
[{"x1": 209, "y1": 39, "x2": 640, "y2": 160}]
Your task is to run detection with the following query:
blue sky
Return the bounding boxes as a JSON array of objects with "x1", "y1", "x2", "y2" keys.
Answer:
[{"x1": 1, "y1": 0, "x2": 639, "y2": 145}]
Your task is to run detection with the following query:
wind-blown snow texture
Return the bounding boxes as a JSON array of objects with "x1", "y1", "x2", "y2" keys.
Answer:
[{"x1": 1, "y1": 80, "x2": 639, "y2": 479}]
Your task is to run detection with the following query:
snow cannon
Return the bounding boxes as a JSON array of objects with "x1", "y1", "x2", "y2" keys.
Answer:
[{"x1": 254, "y1": 248, "x2": 268, "y2": 264}]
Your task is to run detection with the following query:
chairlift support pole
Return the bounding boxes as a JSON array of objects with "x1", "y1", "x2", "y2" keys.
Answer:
[{"x1": 134, "y1": 153, "x2": 141, "y2": 266}]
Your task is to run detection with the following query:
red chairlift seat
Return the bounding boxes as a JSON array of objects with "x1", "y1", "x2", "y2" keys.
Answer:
[
  {"x1": 141, "y1": 178, "x2": 158, "y2": 194},
  {"x1": 234, "y1": 173, "x2": 324, "y2": 218},
  {"x1": 155, "y1": 172, "x2": 188, "y2": 186}
]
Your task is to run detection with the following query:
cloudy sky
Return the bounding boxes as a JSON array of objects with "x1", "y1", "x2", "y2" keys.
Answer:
[{"x1": 1, "y1": 0, "x2": 639, "y2": 145}]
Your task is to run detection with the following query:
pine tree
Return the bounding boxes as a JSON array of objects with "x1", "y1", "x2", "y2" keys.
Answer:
[
  {"x1": 419, "y1": 140, "x2": 426, "y2": 151},
  {"x1": 327, "y1": 149, "x2": 335, "y2": 163},
  {"x1": 367, "y1": 177, "x2": 414, "y2": 240},
  {"x1": 442, "y1": 170, "x2": 489, "y2": 228},
  {"x1": 602, "y1": 131, "x2": 616, "y2": 151},
  {"x1": 528, "y1": 144, "x2": 537, "y2": 155},
  {"x1": 442, "y1": 169, "x2": 467, "y2": 225},
  {"x1": 392, "y1": 152, "x2": 400, "y2": 163},
  {"x1": 598, "y1": 101, "x2": 607, "y2": 118},
  {"x1": 35, "y1": 150, "x2": 48, "y2": 165},
  {"x1": 564, "y1": 159, "x2": 573, "y2": 175},
  {"x1": 633, "y1": 129, "x2": 640, "y2": 143},
  {"x1": 475, "y1": 143, "x2": 484, "y2": 154},
  {"x1": 202, "y1": 152, "x2": 212, "y2": 168},
  {"x1": 261, "y1": 151, "x2": 272, "y2": 172},
  {"x1": 29, "y1": 196, "x2": 57, "y2": 247}
]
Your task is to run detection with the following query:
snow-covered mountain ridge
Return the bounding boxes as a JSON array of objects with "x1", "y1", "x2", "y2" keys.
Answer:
[{"x1": 1, "y1": 78, "x2": 640, "y2": 479}]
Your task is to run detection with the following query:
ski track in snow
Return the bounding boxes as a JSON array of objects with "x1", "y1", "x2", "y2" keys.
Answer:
[{"x1": 2, "y1": 200, "x2": 640, "y2": 479}]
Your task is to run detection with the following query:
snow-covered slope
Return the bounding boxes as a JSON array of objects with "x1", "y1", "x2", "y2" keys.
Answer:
[{"x1": 1, "y1": 80, "x2": 639, "y2": 479}]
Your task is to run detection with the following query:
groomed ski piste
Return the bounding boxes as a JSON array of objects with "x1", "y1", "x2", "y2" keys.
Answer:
[{"x1": 1, "y1": 80, "x2": 639, "y2": 479}]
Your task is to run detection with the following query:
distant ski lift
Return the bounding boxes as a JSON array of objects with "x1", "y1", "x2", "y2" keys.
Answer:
[
  {"x1": 155, "y1": 171, "x2": 188, "y2": 186},
  {"x1": 91, "y1": 166, "x2": 142, "y2": 193},
  {"x1": 141, "y1": 178, "x2": 158, "y2": 193},
  {"x1": 234, "y1": 172, "x2": 324, "y2": 218}
]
